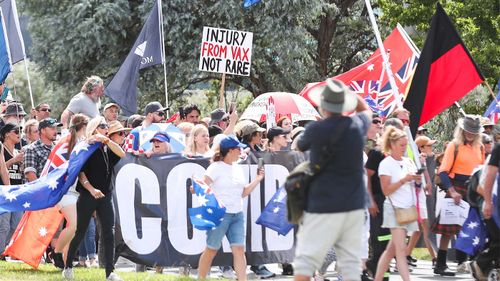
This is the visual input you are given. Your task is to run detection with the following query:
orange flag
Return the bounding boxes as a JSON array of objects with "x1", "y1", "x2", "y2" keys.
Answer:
[
  {"x1": 3, "y1": 136, "x2": 70, "y2": 268},
  {"x1": 4, "y1": 208, "x2": 63, "y2": 268}
]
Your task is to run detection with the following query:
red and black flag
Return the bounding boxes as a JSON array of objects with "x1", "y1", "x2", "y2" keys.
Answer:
[{"x1": 404, "y1": 2, "x2": 484, "y2": 135}]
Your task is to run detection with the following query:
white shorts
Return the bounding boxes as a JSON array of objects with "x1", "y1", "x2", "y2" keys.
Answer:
[
  {"x1": 57, "y1": 192, "x2": 78, "y2": 209},
  {"x1": 361, "y1": 209, "x2": 370, "y2": 259}
]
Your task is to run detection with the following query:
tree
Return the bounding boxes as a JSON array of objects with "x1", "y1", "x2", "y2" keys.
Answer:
[{"x1": 19, "y1": 0, "x2": 380, "y2": 114}]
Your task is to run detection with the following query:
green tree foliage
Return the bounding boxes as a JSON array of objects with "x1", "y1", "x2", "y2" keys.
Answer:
[
  {"x1": 19, "y1": 0, "x2": 378, "y2": 113},
  {"x1": 379, "y1": 0, "x2": 499, "y2": 87}
]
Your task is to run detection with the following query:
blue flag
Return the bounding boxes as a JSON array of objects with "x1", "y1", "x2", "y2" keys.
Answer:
[
  {"x1": 454, "y1": 208, "x2": 487, "y2": 256},
  {"x1": 0, "y1": 13, "x2": 11, "y2": 83},
  {"x1": 243, "y1": 0, "x2": 262, "y2": 8},
  {"x1": 188, "y1": 180, "x2": 226, "y2": 231},
  {"x1": 105, "y1": 0, "x2": 163, "y2": 115},
  {"x1": 0, "y1": 142, "x2": 99, "y2": 213},
  {"x1": 483, "y1": 79, "x2": 500, "y2": 121},
  {"x1": 256, "y1": 186, "x2": 294, "y2": 236},
  {"x1": 0, "y1": 0, "x2": 26, "y2": 64}
]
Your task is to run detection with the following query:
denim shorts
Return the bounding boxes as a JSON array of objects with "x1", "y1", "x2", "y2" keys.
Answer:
[{"x1": 206, "y1": 212, "x2": 245, "y2": 250}]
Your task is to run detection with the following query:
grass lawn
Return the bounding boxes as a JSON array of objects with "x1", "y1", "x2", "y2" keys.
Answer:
[{"x1": 0, "y1": 261, "x2": 196, "y2": 281}]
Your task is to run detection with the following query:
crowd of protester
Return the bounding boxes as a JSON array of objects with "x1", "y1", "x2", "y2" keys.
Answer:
[{"x1": 0, "y1": 75, "x2": 498, "y2": 281}]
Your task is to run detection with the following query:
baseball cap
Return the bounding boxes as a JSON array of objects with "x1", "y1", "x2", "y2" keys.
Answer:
[
  {"x1": 150, "y1": 132, "x2": 170, "y2": 143},
  {"x1": 267, "y1": 126, "x2": 291, "y2": 141},
  {"x1": 144, "y1": 101, "x2": 168, "y2": 115},
  {"x1": 219, "y1": 135, "x2": 247, "y2": 149},
  {"x1": 103, "y1": 103, "x2": 120, "y2": 111},
  {"x1": 39, "y1": 118, "x2": 63, "y2": 130},
  {"x1": 415, "y1": 136, "x2": 436, "y2": 148},
  {"x1": 240, "y1": 122, "x2": 265, "y2": 136},
  {"x1": 0, "y1": 123, "x2": 20, "y2": 139},
  {"x1": 210, "y1": 108, "x2": 229, "y2": 124}
]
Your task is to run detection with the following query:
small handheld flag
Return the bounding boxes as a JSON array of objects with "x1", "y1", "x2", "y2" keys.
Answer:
[{"x1": 188, "y1": 179, "x2": 226, "y2": 231}]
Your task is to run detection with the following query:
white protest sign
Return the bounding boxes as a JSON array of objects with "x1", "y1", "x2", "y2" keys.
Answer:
[
  {"x1": 439, "y1": 199, "x2": 470, "y2": 225},
  {"x1": 199, "y1": 26, "x2": 253, "y2": 76}
]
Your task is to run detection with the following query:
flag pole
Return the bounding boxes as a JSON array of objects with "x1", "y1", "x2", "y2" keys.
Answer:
[
  {"x1": 219, "y1": 73, "x2": 226, "y2": 110},
  {"x1": 158, "y1": 0, "x2": 169, "y2": 116},
  {"x1": 364, "y1": 0, "x2": 402, "y2": 108},
  {"x1": 23, "y1": 60, "x2": 34, "y2": 108},
  {"x1": 483, "y1": 80, "x2": 500, "y2": 104}
]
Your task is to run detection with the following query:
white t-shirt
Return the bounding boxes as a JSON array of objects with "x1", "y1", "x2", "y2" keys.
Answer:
[
  {"x1": 66, "y1": 92, "x2": 100, "y2": 118},
  {"x1": 378, "y1": 156, "x2": 417, "y2": 208},
  {"x1": 205, "y1": 161, "x2": 246, "y2": 213}
]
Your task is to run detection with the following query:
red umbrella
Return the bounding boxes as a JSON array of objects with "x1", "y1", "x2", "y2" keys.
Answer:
[{"x1": 240, "y1": 92, "x2": 320, "y2": 123}]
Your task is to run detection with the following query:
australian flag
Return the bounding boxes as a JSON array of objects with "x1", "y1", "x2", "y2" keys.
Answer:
[
  {"x1": 483, "y1": 79, "x2": 500, "y2": 123},
  {"x1": 256, "y1": 186, "x2": 294, "y2": 236},
  {"x1": 188, "y1": 180, "x2": 226, "y2": 231},
  {"x1": 105, "y1": 0, "x2": 163, "y2": 115},
  {"x1": 0, "y1": 12, "x2": 11, "y2": 83},
  {"x1": 455, "y1": 208, "x2": 487, "y2": 256},
  {"x1": 0, "y1": 142, "x2": 99, "y2": 213}
]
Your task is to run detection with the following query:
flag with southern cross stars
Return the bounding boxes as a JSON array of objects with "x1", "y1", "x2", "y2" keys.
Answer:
[
  {"x1": 0, "y1": 141, "x2": 99, "y2": 213},
  {"x1": 454, "y1": 208, "x2": 487, "y2": 256},
  {"x1": 188, "y1": 179, "x2": 226, "y2": 231},
  {"x1": 256, "y1": 186, "x2": 294, "y2": 236}
]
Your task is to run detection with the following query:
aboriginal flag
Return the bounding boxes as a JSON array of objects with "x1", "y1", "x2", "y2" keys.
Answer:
[{"x1": 404, "y1": 2, "x2": 484, "y2": 135}]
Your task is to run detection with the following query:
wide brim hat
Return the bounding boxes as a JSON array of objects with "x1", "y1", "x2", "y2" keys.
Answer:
[
  {"x1": 108, "y1": 120, "x2": 131, "y2": 135},
  {"x1": 458, "y1": 115, "x2": 483, "y2": 134},
  {"x1": 310, "y1": 79, "x2": 357, "y2": 114}
]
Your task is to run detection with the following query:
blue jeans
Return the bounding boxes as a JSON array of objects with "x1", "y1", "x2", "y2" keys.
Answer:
[
  {"x1": 78, "y1": 217, "x2": 96, "y2": 261},
  {"x1": 206, "y1": 212, "x2": 245, "y2": 250},
  {"x1": 0, "y1": 211, "x2": 22, "y2": 253}
]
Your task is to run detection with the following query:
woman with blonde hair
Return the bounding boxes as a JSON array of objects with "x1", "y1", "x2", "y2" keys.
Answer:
[
  {"x1": 431, "y1": 115, "x2": 484, "y2": 276},
  {"x1": 185, "y1": 124, "x2": 211, "y2": 157},
  {"x1": 374, "y1": 126, "x2": 421, "y2": 281},
  {"x1": 63, "y1": 116, "x2": 125, "y2": 280}
]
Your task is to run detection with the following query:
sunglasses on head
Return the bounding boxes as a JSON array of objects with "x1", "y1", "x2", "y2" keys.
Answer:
[
  {"x1": 98, "y1": 123, "x2": 109, "y2": 129},
  {"x1": 40, "y1": 108, "x2": 51, "y2": 112}
]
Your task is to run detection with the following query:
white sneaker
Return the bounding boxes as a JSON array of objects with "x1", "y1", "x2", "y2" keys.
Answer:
[
  {"x1": 106, "y1": 272, "x2": 124, "y2": 281},
  {"x1": 222, "y1": 268, "x2": 237, "y2": 279},
  {"x1": 62, "y1": 268, "x2": 74, "y2": 279},
  {"x1": 457, "y1": 262, "x2": 470, "y2": 274}
]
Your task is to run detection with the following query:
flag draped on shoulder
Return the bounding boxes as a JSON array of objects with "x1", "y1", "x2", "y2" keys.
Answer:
[
  {"x1": 0, "y1": 0, "x2": 26, "y2": 64},
  {"x1": 404, "y1": 3, "x2": 484, "y2": 135},
  {"x1": 2, "y1": 139, "x2": 99, "y2": 268},
  {"x1": 105, "y1": 0, "x2": 163, "y2": 115},
  {"x1": 188, "y1": 180, "x2": 226, "y2": 231}
]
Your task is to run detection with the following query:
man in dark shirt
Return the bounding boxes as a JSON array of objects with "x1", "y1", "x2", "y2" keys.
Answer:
[{"x1": 293, "y1": 79, "x2": 371, "y2": 281}]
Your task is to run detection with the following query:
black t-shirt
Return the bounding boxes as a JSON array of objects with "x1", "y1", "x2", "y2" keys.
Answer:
[
  {"x1": 77, "y1": 145, "x2": 120, "y2": 195},
  {"x1": 3, "y1": 146, "x2": 23, "y2": 185},
  {"x1": 488, "y1": 143, "x2": 500, "y2": 168},
  {"x1": 365, "y1": 148, "x2": 385, "y2": 196}
]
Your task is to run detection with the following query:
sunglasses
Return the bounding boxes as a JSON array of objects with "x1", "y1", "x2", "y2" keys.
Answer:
[
  {"x1": 372, "y1": 119, "x2": 382, "y2": 124},
  {"x1": 97, "y1": 124, "x2": 109, "y2": 129},
  {"x1": 117, "y1": 132, "x2": 125, "y2": 137},
  {"x1": 11, "y1": 129, "x2": 20, "y2": 134},
  {"x1": 40, "y1": 108, "x2": 51, "y2": 112},
  {"x1": 155, "y1": 111, "x2": 165, "y2": 117}
]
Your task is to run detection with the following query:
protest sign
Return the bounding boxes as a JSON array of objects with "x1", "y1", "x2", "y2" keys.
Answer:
[
  {"x1": 199, "y1": 26, "x2": 253, "y2": 76},
  {"x1": 113, "y1": 151, "x2": 304, "y2": 266},
  {"x1": 439, "y1": 199, "x2": 470, "y2": 225}
]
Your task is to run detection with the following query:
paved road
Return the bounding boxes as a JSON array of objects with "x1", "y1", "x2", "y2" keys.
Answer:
[{"x1": 115, "y1": 257, "x2": 475, "y2": 280}]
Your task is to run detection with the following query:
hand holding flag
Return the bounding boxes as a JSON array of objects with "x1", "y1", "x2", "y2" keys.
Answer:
[{"x1": 188, "y1": 179, "x2": 226, "y2": 231}]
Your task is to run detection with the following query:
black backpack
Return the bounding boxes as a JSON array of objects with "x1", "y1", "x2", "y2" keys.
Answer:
[{"x1": 466, "y1": 167, "x2": 482, "y2": 208}]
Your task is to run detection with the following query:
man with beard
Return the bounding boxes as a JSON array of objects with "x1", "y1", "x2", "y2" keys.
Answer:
[
  {"x1": 60, "y1": 76, "x2": 104, "y2": 129},
  {"x1": 23, "y1": 118, "x2": 62, "y2": 182},
  {"x1": 124, "y1": 101, "x2": 167, "y2": 154}
]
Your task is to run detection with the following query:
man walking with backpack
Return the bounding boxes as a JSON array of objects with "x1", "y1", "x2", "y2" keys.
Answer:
[{"x1": 293, "y1": 79, "x2": 371, "y2": 281}]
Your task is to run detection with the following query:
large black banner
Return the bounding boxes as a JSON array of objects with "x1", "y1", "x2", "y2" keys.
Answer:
[{"x1": 112, "y1": 151, "x2": 305, "y2": 266}]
